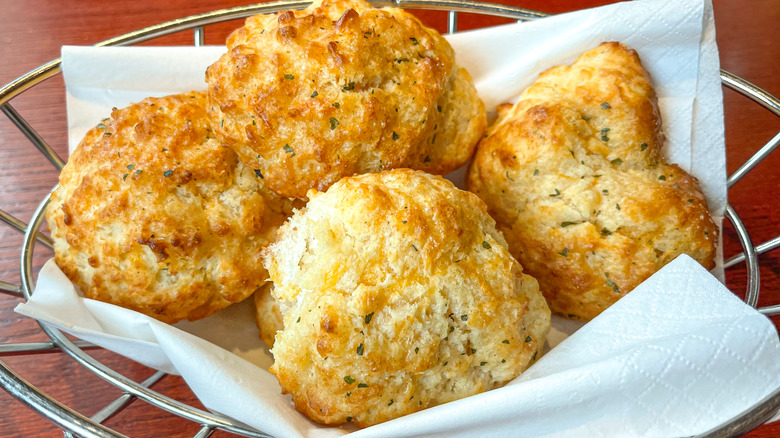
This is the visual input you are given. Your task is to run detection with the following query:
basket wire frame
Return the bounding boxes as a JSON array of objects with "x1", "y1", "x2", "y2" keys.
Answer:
[{"x1": 0, "y1": 1, "x2": 778, "y2": 437}]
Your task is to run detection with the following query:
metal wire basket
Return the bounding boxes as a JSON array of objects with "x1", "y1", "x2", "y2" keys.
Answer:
[{"x1": 1, "y1": 1, "x2": 779, "y2": 437}]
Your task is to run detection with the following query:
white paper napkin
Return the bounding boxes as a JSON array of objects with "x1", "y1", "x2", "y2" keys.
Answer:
[{"x1": 16, "y1": 0, "x2": 775, "y2": 436}]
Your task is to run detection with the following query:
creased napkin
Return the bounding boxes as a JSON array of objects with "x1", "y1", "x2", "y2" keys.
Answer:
[{"x1": 16, "y1": 0, "x2": 775, "y2": 436}]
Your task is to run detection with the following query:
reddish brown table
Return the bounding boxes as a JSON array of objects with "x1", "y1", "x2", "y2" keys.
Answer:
[{"x1": 1, "y1": 1, "x2": 778, "y2": 436}]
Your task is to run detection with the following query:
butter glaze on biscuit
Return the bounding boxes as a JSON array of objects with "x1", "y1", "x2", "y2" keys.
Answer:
[
  {"x1": 47, "y1": 91, "x2": 296, "y2": 324},
  {"x1": 206, "y1": 0, "x2": 485, "y2": 198},
  {"x1": 265, "y1": 169, "x2": 549, "y2": 427},
  {"x1": 467, "y1": 42, "x2": 718, "y2": 321}
]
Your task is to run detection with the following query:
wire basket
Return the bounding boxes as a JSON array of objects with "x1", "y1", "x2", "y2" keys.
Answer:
[{"x1": 1, "y1": 1, "x2": 779, "y2": 437}]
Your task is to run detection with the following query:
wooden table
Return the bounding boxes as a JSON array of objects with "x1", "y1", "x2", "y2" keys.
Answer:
[{"x1": 1, "y1": 0, "x2": 778, "y2": 436}]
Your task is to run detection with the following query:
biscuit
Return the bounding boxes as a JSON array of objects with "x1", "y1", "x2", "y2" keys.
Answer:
[
  {"x1": 206, "y1": 0, "x2": 485, "y2": 198},
  {"x1": 265, "y1": 169, "x2": 550, "y2": 427},
  {"x1": 467, "y1": 42, "x2": 718, "y2": 321},
  {"x1": 253, "y1": 285, "x2": 282, "y2": 348},
  {"x1": 46, "y1": 91, "x2": 296, "y2": 324}
]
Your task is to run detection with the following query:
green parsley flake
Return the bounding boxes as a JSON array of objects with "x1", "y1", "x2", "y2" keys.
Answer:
[
  {"x1": 284, "y1": 74, "x2": 295, "y2": 80},
  {"x1": 163, "y1": 170, "x2": 173, "y2": 178},
  {"x1": 365, "y1": 312, "x2": 374, "y2": 324},
  {"x1": 96, "y1": 123, "x2": 107, "y2": 130},
  {"x1": 505, "y1": 170, "x2": 514, "y2": 181},
  {"x1": 254, "y1": 169, "x2": 264, "y2": 179},
  {"x1": 616, "y1": 203, "x2": 621, "y2": 211},
  {"x1": 424, "y1": 155, "x2": 431, "y2": 162},
  {"x1": 482, "y1": 240, "x2": 491, "y2": 250},
  {"x1": 344, "y1": 376, "x2": 356, "y2": 384},
  {"x1": 601, "y1": 102, "x2": 611, "y2": 109},
  {"x1": 502, "y1": 340, "x2": 510, "y2": 344},
  {"x1": 558, "y1": 248, "x2": 570, "y2": 257},
  {"x1": 461, "y1": 314, "x2": 468, "y2": 321},
  {"x1": 412, "y1": 244, "x2": 418, "y2": 251},
  {"x1": 410, "y1": 37, "x2": 419, "y2": 45},
  {"x1": 480, "y1": 361, "x2": 487, "y2": 366},
  {"x1": 415, "y1": 347, "x2": 419, "y2": 354},
  {"x1": 601, "y1": 228, "x2": 612, "y2": 236},
  {"x1": 358, "y1": 383, "x2": 368, "y2": 388},
  {"x1": 601, "y1": 128, "x2": 610, "y2": 142},
  {"x1": 392, "y1": 132, "x2": 400, "y2": 141},
  {"x1": 641, "y1": 142, "x2": 648, "y2": 151},
  {"x1": 126, "y1": 164, "x2": 134, "y2": 171},
  {"x1": 330, "y1": 117, "x2": 339, "y2": 130},
  {"x1": 658, "y1": 175, "x2": 666, "y2": 180},
  {"x1": 550, "y1": 188, "x2": 561, "y2": 197},
  {"x1": 122, "y1": 173, "x2": 128, "y2": 181},
  {"x1": 533, "y1": 169, "x2": 539, "y2": 176},
  {"x1": 605, "y1": 278, "x2": 620, "y2": 293},
  {"x1": 343, "y1": 82, "x2": 355, "y2": 91},
  {"x1": 346, "y1": 417, "x2": 353, "y2": 423},
  {"x1": 581, "y1": 114, "x2": 591, "y2": 121},
  {"x1": 283, "y1": 144, "x2": 295, "y2": 157},
  {"x1": 611, "y1": 158, "x2": 623, "y2": 166},
  {"x1": 357, "y1": 343, "x2": 364, "y2": 356},
  {"x1": 311, "y1": 91, "x2": 319, "y2": 98},
  {"x1": 525, "y1": 336, "x2": 532, "y2": 343},
  {"x1": 561, "y1": 221, "x2": 577, "y2": 228},
  {"x1": 333, "y1": 102, "x2": 340, "y2": 108}
]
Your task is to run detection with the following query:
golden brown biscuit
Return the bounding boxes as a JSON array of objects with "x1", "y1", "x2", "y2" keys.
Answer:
[
  {"x1": 467, "y1": 42, "x2": 718, "y2": 321},
  {"x1": 206, "y1": 0, "x2": 485, "y2": 198},
  {"x1": 265, "y1": 169, "x2": 550, "y2": 427},
  {"x1": 46, "y1": 91, "x2": 296, "y2": 324},
  {"x1": 253, "y1": 285, "x2": 282, "y2": 348}
]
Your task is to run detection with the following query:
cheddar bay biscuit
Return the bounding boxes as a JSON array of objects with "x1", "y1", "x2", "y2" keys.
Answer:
[
  {"x1": 47, "y1": 91, "x2": 295, "y2": 324},
  {"x1": 264, "y1": 169, "x2": 549, "y2": 427},
  {"x1": 253, "y1": 285, "x2": 282, "y2": 348},
  {"x1": 467, "y1": 42, "x2": 718, "y2": 321},
  {"x1": 206, "y1": 0, "x2": 485, "y2": 198}
]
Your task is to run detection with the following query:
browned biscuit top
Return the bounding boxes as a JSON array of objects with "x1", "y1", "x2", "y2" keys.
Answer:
[
  {"x1": 47, "y1": 91, "x2": 295, "y2": 323},
  {"x1": 467, "y1": 42, "x2": 718, "y2": 321},
  {"x1": 265, "y1": 169, "x2": 550, "y2": 427},
  {"x1": 206, "y1": 0, "x2": 485, "y2": 198}
]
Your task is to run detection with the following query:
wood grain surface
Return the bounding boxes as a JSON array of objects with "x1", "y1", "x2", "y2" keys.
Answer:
[{"x1": 0, "y1": 0, "x2": 778, "y2": 437}]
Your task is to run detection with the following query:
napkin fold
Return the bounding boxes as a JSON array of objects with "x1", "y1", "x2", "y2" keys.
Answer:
[{"x1": 16, "y1": 0, "x2": 772, "y2": 436}]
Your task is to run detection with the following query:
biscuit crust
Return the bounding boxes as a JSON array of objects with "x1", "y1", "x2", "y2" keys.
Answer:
[
  {"x1": 46, "y1": 92, "x2": 295, "y2": 323},
  {"x1": 264, "y1": 169, "x2": 550, "y2": 427},
  {"x1": 206, "y1": 0, "x2": 485, "y2": 198},
  {"x1": 467, "y1": 42, "x2": 718, "y2": 321},
  {"x1": 254, "y1": 285, "x2": 283, "y2": 348}
]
